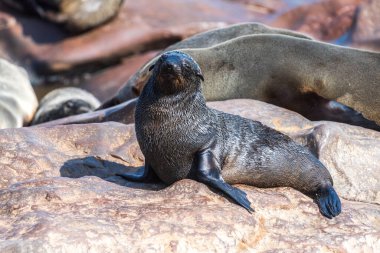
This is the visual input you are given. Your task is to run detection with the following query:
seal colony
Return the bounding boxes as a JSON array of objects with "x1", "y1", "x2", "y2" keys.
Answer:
[{"x1": 120, "y1": 51, "x2": 342, "y2": 219}]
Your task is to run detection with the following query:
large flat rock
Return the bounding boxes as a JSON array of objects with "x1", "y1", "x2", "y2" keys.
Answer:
[
  {"x1": 0, "y1": 177, "x2": 379, "y2": 252},
  {"x1": 0, "y1": 99, "x2": 379, "y2": 252}
]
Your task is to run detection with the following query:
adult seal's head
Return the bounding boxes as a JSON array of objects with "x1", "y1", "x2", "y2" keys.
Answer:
[{"x1": 149, "y1": 51, "x2": 204, "y2": 95}]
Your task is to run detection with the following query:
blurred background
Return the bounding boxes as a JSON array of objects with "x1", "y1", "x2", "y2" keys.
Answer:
[{"x1": 0, "y1": 0, "x2": 378, "y2": 103}]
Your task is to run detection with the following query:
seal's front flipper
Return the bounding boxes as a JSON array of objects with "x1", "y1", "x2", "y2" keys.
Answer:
[
  {"x1": 314, "y1": 185, "x2": 341, "y2": 219},
  {"x1": 192, "y1": 149, "x2": 254, "y2": 213},
  {"x1": 117, "y1": 164, "x2": 160, "y2": 183}
]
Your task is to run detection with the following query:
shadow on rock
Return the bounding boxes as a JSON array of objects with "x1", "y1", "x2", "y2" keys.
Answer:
[{"x1": 60, "y1": 156, "x2": 165, "y2": 191}]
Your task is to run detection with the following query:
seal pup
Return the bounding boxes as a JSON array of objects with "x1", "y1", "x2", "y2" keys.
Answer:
[
  {"x1": 120, "y1": 51, "x2": 342, "y2": 218},
  {"x1": 31, "y1": 87, "x2": 100, "y2": 125}
]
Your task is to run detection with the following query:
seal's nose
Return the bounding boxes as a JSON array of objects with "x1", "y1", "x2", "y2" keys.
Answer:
[
  {"x1": 161, "y1": 58, "x2": 180, "y2": 75},
  {"x1": 163, "y1": 61, "x2": 174, "y2": 71}
]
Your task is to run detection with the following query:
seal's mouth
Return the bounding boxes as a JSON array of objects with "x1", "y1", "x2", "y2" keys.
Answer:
[
  {"x1": 156, "y1": 61, "x2": 185, "y2": 90},
  {"x1": 157, "y1": 71, "x2": 184, "y2": 91}
]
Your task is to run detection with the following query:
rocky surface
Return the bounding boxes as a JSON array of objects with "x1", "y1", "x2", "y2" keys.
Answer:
[
  {"x1": 273, "y1": 0, "x2": 361, "y2": 41},
  {"x1": 0, "y1": 99, "x2": 379, "y2": 252},
  {"x1": 1, "y1": 0, "x2": 124, "y2": 32},
  {"x1": 352, "y1": 0, "x2": 380, "y2": 51},
  {"x1": 1, "y1": 177, "x2": 379, "y2": 252}
]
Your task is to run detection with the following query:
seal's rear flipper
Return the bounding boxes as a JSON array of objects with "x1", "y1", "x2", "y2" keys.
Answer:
[
  {"x1": 314, "y1": 185, "x2": 341, "y2": 219},
  {"x1": 117, "y1": 164, "x2": 160, "y2": 183},
  {"x1": 192, "y1": 149, "x2": 254, "y2": 213}
]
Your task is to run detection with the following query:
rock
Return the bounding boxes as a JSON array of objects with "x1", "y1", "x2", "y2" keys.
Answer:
[
  {"x1": 1, "y1": 99, "x2": 380, "y2": 204},
  {"x1": 351, "y1": 0, "x2": 380, "y2": 51},
  {"x1": 0, "y1": 99, "x2": 379, "y2": 251},
  {"x1": 272, "y1": 0, "x2": 362, "y2": 41},
  {"x1": 0, "y1": 0, "x2": 241, "y2": 79},
  {"x1": 0, "y1": 58, "x2": 38, "y2": 129},
  {"x1": 0, "y1": 177, "x2": 379, "y2": 252},
  {"x1": 0, "y1": 122, "x2": 142, "y2": 189},
  {"x1": 79, "y1": 51, "x2": 158, "y2": 102},
  {"x1": 31, "y1": 87, "x2": 101, "y2": 125},
  {"x1": 32, "y1": 99, "x2": 380, "y2": 205},
  {"x1": 1, "y1": 0, "x2": 124, "y2": 32}
]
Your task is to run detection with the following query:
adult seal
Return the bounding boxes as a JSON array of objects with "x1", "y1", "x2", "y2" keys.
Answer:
[
  {"x1": 120, "y1": 51, "x2": 342, "y2": 219},
  {"x1": 100, "y1": 23, "x2": 380, "y2": 130}
]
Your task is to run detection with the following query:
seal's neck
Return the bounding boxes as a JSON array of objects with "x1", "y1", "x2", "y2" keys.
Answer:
[{"x1": 142, "y1": 79, "x2": 208, "y2": 121}]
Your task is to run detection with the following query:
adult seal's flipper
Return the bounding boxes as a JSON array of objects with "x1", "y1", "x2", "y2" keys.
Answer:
[
  {"x1": 314, "y1": 185, "x2": 342, "y2": 219},
  {"x1": 116, "y1": 164, "x2": 160, "y2": 183},
  {"x1": 191, "y1": 149, "x2": 254, "y2": 213}
]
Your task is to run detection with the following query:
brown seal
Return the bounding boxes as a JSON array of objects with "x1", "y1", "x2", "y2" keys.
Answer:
[{"x1": 100, "y1": 23, "x2": 380, "y2": 130}]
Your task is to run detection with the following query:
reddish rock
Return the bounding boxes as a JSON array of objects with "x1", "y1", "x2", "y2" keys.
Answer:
[
  {"x1": 0, "y1": 99, "x2": 379, "y2": 251},
  {"x1": 351, "y1": 0, "x2": 380, "y2": 51},
  {"x1": 1, "y1": 99, "x2": 379, "y2": 205},
  {"x1": 79, "y1": 51, "x2": 158, "y2": 102},
  {"x1": 0, "y1": 177, "x2": 378, "y2": 252},
  {"x1": 272, "y1": 0, "x2": 362, "y2": 41}
]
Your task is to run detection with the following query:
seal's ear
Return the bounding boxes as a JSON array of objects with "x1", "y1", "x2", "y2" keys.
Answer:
[
  {"x1": 197, "y1": 74, "x2": 205, "y2": 82},
  {"x1": 148, "y1": 64, "x2": 155, "y2": 71}
]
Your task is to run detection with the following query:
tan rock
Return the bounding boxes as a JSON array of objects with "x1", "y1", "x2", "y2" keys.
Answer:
[
  {"x1": 0, "y1": 99, "x2": 379, "y2": 252},
  {"x1": 351, "y1": 0, "x2": 380, "y2": 51},
  {"x1": 272, "y1": 0, "x2": 362, "y2": 41},
  {"x1": 0, "y1": 122, "x2": 143, "y2": 189},
  {"x1": 0, "y1": 177, "x2": 379, "y2": 252}
]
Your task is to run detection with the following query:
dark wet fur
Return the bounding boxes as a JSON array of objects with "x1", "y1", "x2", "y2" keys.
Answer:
[{"x1": 134, "y1": 51, "x2": 341, "y2": 218}]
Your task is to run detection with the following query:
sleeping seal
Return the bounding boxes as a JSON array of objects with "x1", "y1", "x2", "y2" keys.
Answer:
[{"x1": 31, "y1": 87, "x2": 100, "y2": 125}]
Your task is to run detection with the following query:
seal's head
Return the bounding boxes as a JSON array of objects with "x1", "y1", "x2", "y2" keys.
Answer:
[{"x1": 149, "y1": 51, "x2": 204, "y2": 95}]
